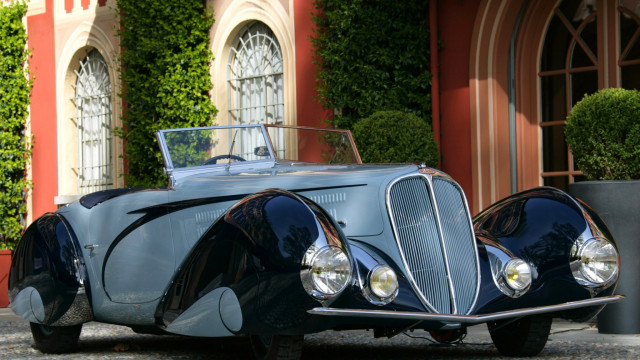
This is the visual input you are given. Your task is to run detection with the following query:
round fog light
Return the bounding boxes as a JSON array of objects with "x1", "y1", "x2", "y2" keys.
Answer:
[
  {"x1": 369, "y1": 265, "x2": 398, "y2": 300},
  {"x1": 503, "y1": 259, "x2": 532, "y2": 292}
]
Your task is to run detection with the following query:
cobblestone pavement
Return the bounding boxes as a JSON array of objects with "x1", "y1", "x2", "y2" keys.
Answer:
[{"x1": 2, "y1": 309, "x2": 640, "y2": 359}]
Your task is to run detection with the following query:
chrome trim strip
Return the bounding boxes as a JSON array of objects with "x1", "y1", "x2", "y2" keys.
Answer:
[
  {"x1": 156, "y1": 131, "x2": 174, "y2": 171},
  {"x1": 432, "y1": 174, "x2": 481, "y2": 315},
  {"x1": 424, "y1": 174, "x2": 458, "y2": 314},
  {"x1": 308, "y1": 295, "x2": 624, "y2": 324}
]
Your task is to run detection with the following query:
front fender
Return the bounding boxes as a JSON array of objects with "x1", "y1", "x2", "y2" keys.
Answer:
[
  {"x1": 156, "y1": 188, "x2": 349, "y2": 336},
  {"x1": 473, "y1": 187, "x2": 618, "y2": 320},
  {"x1": 8, "y1": 213, "x2": 93, "y2": 326}
]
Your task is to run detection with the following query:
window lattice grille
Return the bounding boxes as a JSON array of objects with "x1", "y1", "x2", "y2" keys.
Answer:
[
  {"x1": 228, "y1": 23, "x2": 286, "y2": 158},
  {"x1": 74, "y1": 49, "x2": 113, "y2": 194}
]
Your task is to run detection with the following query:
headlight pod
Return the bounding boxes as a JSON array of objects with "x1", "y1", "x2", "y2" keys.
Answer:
[
  {"x1": 301, "y1": 245, "x2": 351, "y2": 300},
  {"x1": 364, "y1": 265, "x2": 399, "y2": 305},
  {"x1": 571, "y1": 237, "x2": 619, "y2": 287}
]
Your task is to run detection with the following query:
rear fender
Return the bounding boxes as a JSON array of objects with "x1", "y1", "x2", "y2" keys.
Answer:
[{"x1": 8, "y1": 213, "x2": 93, "y2": 326}]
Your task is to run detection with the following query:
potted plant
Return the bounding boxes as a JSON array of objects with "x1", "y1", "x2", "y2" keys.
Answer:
[{"x1": 565, "y1": 87, "x2": 640, "y2": 334}]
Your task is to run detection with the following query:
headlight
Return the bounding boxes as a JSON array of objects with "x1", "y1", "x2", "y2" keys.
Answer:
[
  {"x1": 368, "y1": 265, "x2": 399, "y2": 303},
  {"x1": 487, "y1": 246, "x2": 533, "y2": 298},
  {"x1": 503, "y1": 259, "x2": 532, "y2": 292},
  {"x1": 571, "y1": 237, "x2": 618, "y2": 287},
  {"x1": 301, "y1": 245, "x2": 351, "y2": 300}
]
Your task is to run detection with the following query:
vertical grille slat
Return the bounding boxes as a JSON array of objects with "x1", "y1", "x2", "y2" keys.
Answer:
[{"x1": 388, "y1": 175, "x2": 478, "y2": 315}]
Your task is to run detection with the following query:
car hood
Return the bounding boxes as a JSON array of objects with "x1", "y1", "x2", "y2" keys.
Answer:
[{"x1": 171, "y1": 163, "x2": 420, "y2": 236}]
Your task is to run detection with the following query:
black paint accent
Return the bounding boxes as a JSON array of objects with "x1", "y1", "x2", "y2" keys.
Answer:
[
  {"x1": 80, "y1": 187, "x2": 167, "y2": 209},
  {"x1": 100, "y1": 184, "x2": 368, "y2": 289}
]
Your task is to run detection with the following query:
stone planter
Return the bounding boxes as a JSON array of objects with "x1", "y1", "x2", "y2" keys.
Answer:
[
  {"x1": 0, "y1": 250, "x2": 11, "y2": 308},
  {"x1": 569, "y1": 180, "x2": 640, "y2": 334}
]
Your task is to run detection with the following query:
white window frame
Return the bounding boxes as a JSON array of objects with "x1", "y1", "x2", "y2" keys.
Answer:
[{"x1": 74, "y1": 49, "x2": 113, "y2": 194}]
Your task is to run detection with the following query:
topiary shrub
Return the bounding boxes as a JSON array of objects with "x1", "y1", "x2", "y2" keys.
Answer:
[
  {"x1": 352, "y1": 111, "x2": 439, "y2": 167},
  {"x1": 565, "y1": 88, "x2": 640, "y2": 180}
]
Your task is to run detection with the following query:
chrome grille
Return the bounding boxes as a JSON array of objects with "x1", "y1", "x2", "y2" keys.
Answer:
[{"x1": 388, "y1": 174, "x2": 478, "y2": 314}]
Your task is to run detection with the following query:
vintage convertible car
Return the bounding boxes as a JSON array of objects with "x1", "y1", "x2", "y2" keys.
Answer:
[{"x1": 9, "y1": 124, "x2": 622, "y2": 358}]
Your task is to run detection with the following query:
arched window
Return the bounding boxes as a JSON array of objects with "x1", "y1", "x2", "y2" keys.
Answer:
[
  {"x1": 539, "y1": 0, "x2": 640, "y2": 190},
  {"x1": 228, "y1": 21, "x2": 284, "y2": 125},
  {"x1": 74, "y1": 49, "x2": 113, "y2": 194}
]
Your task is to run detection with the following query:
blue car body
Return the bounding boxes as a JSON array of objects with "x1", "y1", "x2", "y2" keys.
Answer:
[{"x1": 9, "y1": 124, "x2": 622, "y2": 358}]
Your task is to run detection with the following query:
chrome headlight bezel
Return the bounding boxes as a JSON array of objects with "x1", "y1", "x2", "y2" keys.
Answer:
[
  {"x1": 301, "y1": 244, "x2": 352, "y2": 301},
  {"x1": 502, "y1": 258, "x2": 532, "y2": 293},
  {"x1": 570, "y1": 237, "x2": 619, "y2": 288},
  {"x1": 362, "y1": 265, "x2": 399, "y2": 306},
  {"x1": 486, "y1": 246, "x2": 533, "y2": 298}
]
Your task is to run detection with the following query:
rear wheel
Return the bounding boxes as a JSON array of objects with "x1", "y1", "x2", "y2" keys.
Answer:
[
  {"x1": 249, "y1": 334, "x2": 304, "y2": 360},
  {"x1": 30, "y1": 322, "x2": 82, "y2": 354},
  {"x1": 488, "y1": 315, "x2": 552, "y2": 357}
]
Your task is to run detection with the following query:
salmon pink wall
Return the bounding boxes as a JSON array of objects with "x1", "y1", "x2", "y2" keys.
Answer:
[
  {"x1": 28, "y1": 0, "x2": 58, "y2": 218},
  {"x1": 438, "y1": 0, "x2": 479, "y2": 211},
  {"x1": 294, "y1": 0, "x2": 332, "y2": 128}
]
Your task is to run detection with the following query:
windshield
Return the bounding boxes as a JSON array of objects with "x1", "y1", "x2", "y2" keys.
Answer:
[
  {"x1": 159, "y1": 126, "x2": 273, "y2": 169},
  {"x1": 265, "y1": 125, "x2": 361, "y2": 164},
  {"x1": 157, "y1": 125, "x2": 361, "y2": 171}
]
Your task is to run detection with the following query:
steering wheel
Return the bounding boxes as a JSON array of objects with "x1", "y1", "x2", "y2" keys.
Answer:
[{"x1": 202, "y1": 154, "x2": 246, "y2": 165}]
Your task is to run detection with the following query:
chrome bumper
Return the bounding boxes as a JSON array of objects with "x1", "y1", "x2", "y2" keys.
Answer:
[{"x1": 308, "y1": 295, "x2": 623, "y2": 324}]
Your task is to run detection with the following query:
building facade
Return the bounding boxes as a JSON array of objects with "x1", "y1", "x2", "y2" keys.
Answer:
[
  {"x1": 22, "y1": 0, "x2": 328, "y2": 223},
  {"x1": 18, "y1": 0, "x2": 640, "y2": 223}
]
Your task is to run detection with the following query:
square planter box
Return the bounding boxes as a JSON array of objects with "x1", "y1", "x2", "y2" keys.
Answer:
[
  {"x1": 569, "y1": 180, "x2": 640, "y2": 334},
  {"x1": 0, "y1": 249, "x2": 11, "y2": 308}
]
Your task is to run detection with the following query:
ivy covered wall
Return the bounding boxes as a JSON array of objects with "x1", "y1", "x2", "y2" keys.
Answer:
[
  {"x1": 312, "y1": 0, "x2": 432, "y2": 130},
  {"x1": 0, "y1": 1, "x2": 32, "y2": 250},
  {"x1": 117, "y1": 0, "x2": 218, "y2": 187}
]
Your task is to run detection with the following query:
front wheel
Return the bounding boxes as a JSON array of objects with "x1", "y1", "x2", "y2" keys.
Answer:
[
  {"x1": 488, "y1": 315, "x2": 552, "y2": 357},
  {"x1": 30, "y1": 322, "x2": 82, "y2": 354},
  {"x1": 249, "y1": 334, "x2": 304, "y2": 360}
]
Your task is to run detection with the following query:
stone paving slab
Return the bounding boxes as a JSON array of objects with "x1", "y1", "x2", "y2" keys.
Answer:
[{"x1": 1, "y1": 308, "x2": 639, "y2": 359}]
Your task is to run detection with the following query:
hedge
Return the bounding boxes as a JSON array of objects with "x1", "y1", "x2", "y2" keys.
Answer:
[
  {"x1": 117, "y1": 0, "x2": 218, "y2": 187},
  {"x1": 0, "y1": 0, "x2": 32, "y2": 250},
  {"x1": 312, "y1": 0, "x2": 432, "y2": 130}
]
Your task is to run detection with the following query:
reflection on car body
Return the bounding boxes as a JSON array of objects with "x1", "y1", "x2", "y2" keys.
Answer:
[{"x1": 9, "y1": 124, "x2": 622, "y2": 358}]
